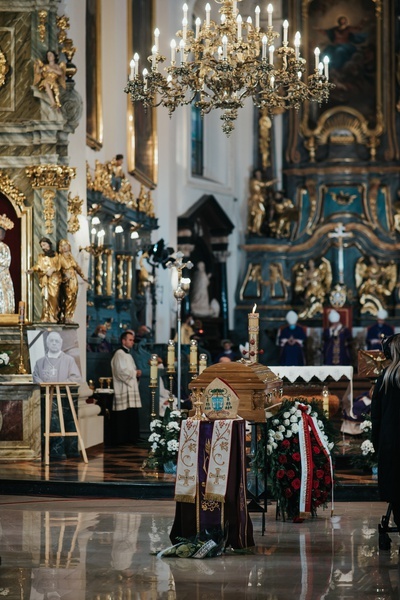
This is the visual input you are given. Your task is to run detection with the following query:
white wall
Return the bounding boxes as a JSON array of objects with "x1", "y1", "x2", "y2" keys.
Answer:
[{"x1": 63, "y1": 0, "x2": 256, "y2": 347}]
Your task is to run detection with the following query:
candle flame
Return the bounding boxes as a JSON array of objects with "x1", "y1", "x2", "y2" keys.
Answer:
[{"x1": 252, "y1": 304, "x2": 257, "y2": 313}]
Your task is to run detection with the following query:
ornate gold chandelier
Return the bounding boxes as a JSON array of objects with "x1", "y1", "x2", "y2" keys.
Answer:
[{"x1": 124, "y1": 0, "x2": 333, "y2": 135}]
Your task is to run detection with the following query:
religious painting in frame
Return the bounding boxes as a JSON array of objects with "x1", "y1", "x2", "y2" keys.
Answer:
[
  {"x1": 127, "y1": 0, "x2": 158, "y2": 189},
  {"x1": 299, "y1": 0, "x2": 382, "y2": 136},
  {"x1": 86, "y1": 0, "x2": 103, "y2": 150}
]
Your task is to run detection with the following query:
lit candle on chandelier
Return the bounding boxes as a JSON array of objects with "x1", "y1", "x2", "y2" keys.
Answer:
[
  {"x1": 205, "y1": 3, "x2": 211, "y2": 28},
  {"x1": 170, "y1": 39, "x2": 176, "y2": 64},
  {"x1": 154, "y1": 28, "x2": 160, "y2": 51},
  {"x1": 195, "y1": 17, "x2": 201, "y2": 40},
  {"x1": 255, "y1": 6, "x2": 260, "y2": 30},
  {"x1": 283, "y1": 20, "x2": 289, "y2": 44},
  {"x1": 167, "y1": 339, "x2": 176, "y2": 372},
  {"x1": 323, "y1": 55, "x2": 330, "y2": 79},
  {"x1": 18, "y1": 301, "x2": 25, "y2": 324},
  {"x1": 248, "y1": 304, "x2": 259, "y2": 363},
  {"x1": 267, "y1": 3, "x2": 273, "y2": 28},
  {"x1": 237, "y1": 14, "x2": 242, "y2": 41},
  {"x1": 189, "y1": 339, "x2": 198, "y2": 373},
  {"x1": 314, "y1": 47, "x2": 320, "y2": 70}
]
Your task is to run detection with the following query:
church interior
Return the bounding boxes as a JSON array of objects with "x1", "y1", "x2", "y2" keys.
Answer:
[{"x1": 1, "y1": 0, "x2": 400, "y2": 597}]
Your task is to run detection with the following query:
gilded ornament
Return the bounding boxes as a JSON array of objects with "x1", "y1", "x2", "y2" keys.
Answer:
[
  {"x1": 67, "y1": 192, "x2": 83, "y2": 234},
  {"x1": 355, "y1": 256, "x2": 397, "y2": 316},
  {"x1": 294, "y1": 257, "x2": 332, "y2": 319},
  {"x1": 42, "y1": 189, "x2": 56, "y2": 234},
  {"x1": 0, "y1": 173, "x2": 26, "y2": 209},
  {"x1": 0, "y1": 50, "x2": 9, "y2": 88},
  {"x1": 37, "y1": 10, "x2": 47, "y2": 44}
]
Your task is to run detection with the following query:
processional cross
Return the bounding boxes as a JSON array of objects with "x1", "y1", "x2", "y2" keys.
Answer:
[{"x1": 328, "y1": 223, "x2": 353, "y2": 284}]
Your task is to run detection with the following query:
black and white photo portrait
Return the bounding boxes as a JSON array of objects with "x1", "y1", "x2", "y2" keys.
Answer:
[{"x1": 28, "y1": 329, "x2": 82, "y2": 384}]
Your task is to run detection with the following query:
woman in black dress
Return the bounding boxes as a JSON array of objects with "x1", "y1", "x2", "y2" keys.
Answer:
[{"x1": 371, "y1": 334, "x2": 400, "y2": 529}]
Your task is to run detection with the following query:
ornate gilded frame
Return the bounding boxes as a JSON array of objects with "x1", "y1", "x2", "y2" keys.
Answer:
[
  {"x1": 0, "y1": 173, "x2": 32, "y2": 323},
  {"x1": 86, "y1": 0, "x2": 103, "y2": 150},
  {"x1": 127, "y1": 0, "x2": 158, "y2": 189},
  {"x1": 288, "y1": 0, "x2": 384, "y2": 162}
]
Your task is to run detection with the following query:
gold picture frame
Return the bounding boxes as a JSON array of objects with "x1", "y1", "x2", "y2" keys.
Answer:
[
  {"x1": 86, "y1": 0, "x2": 103, "y2": 151},
  {"x1": 127, "y1": 0, "x2": 158, "y2": 189}
]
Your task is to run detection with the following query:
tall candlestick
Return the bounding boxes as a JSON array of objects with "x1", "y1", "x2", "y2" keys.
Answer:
[
  {"x1": 195, "y1": 17, "x2": 201, "y2": 39},
  {"x1": 150, "y1": 354, "x2": 158, "y2": 387},
  {"x1": 151, "y1": 45, "x2": 157, "y2": 70},
  {"x1": 222, "y1": 35, "x2": 228, "y2": 60},
  {"x1": 248, "y1": 304, "x2": 259, "y2": 364},
  {"x1": 182, "y1": 17, "x2": 187, "y2": 41},
  {"x1": 129, "y1": 58, "x2": 134, "y2": 80},
  {"x1": 179, "y1": 39, "x2": 185, "y2": 64},
  {"x1": 18, "y1": 301, "x2": 25, "y2": 324},
  {"x1": 189, "y1": 339, "x2": 198, "y2": 373},
  {"x1": 199, "y1": 353, "x2": 207, "y2": 374},
  {"x1": 167, "y1": 339, "x2": 176, "y2": 372},
  {"x1": 294, "y1": 31, "x2": 301, "y2": 59}
]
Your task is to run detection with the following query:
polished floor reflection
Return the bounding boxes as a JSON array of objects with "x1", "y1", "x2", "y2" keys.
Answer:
[{"x1": 0, "y1": 496, "x2": 399, "y2": 599}]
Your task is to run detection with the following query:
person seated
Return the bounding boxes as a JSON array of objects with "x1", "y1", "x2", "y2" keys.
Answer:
[
  {"x1": 135, "y1": 324, "x2": 152, "y2": 345},
  {"x1": 278, "y1": 310, "x2": 306, "y2": 366},
  {"x1": 366, "y1": 309, "x2": 394, "y2": 350},
  {"x1": 89, "y1": 324, "x2": 113, "y2": 353},
  {"x1": 322, "y1": 309, "x2": 352, "y2": 365},
  {"x1": 214, "y1": 339, "x2": 239, "y2": 363}
]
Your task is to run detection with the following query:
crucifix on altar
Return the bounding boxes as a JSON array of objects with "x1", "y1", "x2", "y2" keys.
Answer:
[{"x1": 328, "y1": 223, "x2": 353, "y2": 284}]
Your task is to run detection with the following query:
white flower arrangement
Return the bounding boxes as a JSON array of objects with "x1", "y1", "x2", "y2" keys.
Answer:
[{"x1": 145, "y1": 407, "x2": 183, "y2": 470}]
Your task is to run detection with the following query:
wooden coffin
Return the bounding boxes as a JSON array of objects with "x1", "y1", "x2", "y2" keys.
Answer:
[{"x1": 188, "y1": 360, "x2": 283, "y2": 422}]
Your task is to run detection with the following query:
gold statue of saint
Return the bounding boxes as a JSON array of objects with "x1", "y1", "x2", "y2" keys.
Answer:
[
  {"x1": 59, "y1": 239, "x2": 89, "y2": 323},
  {"x1": 355, "y1": 256, "x2": 397, "y2": 316},
  {"x1": 33, "y1": 50, "x2": 66, "y2": 109},
  {"x1": 247, "y1": 169, "x2": 275, "y2": 235},
  {"x1": 294, "y1": 258, "x2": 332, "y2": 319},
  {"x1": 28, "y1": 237, "x2": 61, "y2": 323},
  {"x1": 0, "y1": 213, "x2": 15, "y2": 314}
]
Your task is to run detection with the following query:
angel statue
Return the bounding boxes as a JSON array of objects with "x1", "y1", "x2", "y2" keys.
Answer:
[
  {"x1": 33, "y1": 50, "x2": 66, "y2": 109},
  {"x1": 355, "y1": 255, "x2": 397, "y2": 315},
  {"x1": 294, "y1": 257, "x2": 332, "y2": 319}
]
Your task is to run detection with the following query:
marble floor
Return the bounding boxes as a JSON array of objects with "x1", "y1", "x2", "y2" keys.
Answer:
[{"x1": 0, "y1": 496, "x2": 399, "y2": 599}]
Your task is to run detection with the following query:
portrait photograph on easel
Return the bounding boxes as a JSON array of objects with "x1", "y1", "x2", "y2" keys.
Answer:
[{"x1": 28, "y1": 329, "x2": 82, "y2": 384}]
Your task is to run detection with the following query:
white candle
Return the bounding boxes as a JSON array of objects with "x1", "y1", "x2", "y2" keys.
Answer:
[
  {"x1": 129, "y1": 58, "x2": 134, "y2": 80},
  {"x1": 154, "y1": 28, "x2": 160, "y2": 51},
  {"x1": 143, "y1": 68, "x2": 148, "y2": 90},
  {"x1": 233, "y1": 1, "x2": 237, "y2": 15},
  {"x1": 151, "y1": 45, "x2": 157, "y2": 70},
  {"x1": 270, "y1": 75, "x2": 275, "y2": 89},
  {"x1": 182, "y1": 17, "x2": 187, "y2": 41},
  {"x1": 221, "y1": 13, "x2": 226, "y2": 25},
  {"x1": 323, "y1": 55, "x2": 329, "y2": 79},
  {"x1": 150, "y1": 354, "x2": 158, "y2": 384},
  {"x1": 190, "y1": 340, "x2": 198, "y2": 373},
  {"x1": 318, "y1": 61, "x2": 323, "y2": 76},
  {"x1": 255, "y1": 6, "x2": 260, "y2": 30},
  {"x1": 247, "y1": 16, "x2": 252, "y2": 32},
  {"x1": 267, "y1": 3, "x2": 273, "y2": 27},
  {"x1": 283, "y1": 20, "x2": 289, "y2": 44},
  {"x1": 170, "y1": 39, "x2": 176, "y2": 63},
  {"x1": 18, "y1": 301, "x2": 25, "y2": 324},
  {"x1": 205, "y1": 3, "x2": 211, "y2": 27},
  {"x1": 314, "y1": 47, "x2": 320, "y2": 70},
  {"x1": 195, "y1": 17, "x2": 201, "y2": 39},
  {"x1": 262, "y1": 35, "x2": 267, "y2": 60},
  {"x1": 269, "y1": 45, "x2": 274, "y2": 65},
  {"x1": 167, "y1": 340, "x2": 175, "y2": 369},
  {"x1": 237, "y1": 14, "x2": 242, "y2": 41},
  {"x1": 222, "y1": 34, "x2": 228, "y2": 60},
  {"x1": 179, "y1": 39, "x2": 185, "y2": 64},
  {"x1": 199, "y1": 353, "x2": 207, "y2": 374},
  {"x1": 183, "y1": 2, "x2": 188, "y2": 20},
  {"x1": 134, "y1": 52, "x2": 139, "y2": 77},
  {"x1": 218, "y1": 45, "x2": 223, "y2": 60},
  {"x1": 248, "y1": 304, "x2": 259, "y2": 362},
  {"x1": 294, "y1": 31, "x2": 300, "y2": 59}
]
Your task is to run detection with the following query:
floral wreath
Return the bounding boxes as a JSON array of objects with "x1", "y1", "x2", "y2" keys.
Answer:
[{"x1": 263, "y1": 398, "x2": 336, "y2": 521}]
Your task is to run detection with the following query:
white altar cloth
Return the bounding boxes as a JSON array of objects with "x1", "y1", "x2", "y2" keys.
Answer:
[{"x1": 268, "y1": 366, "x2": 353, "y2": 404}]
